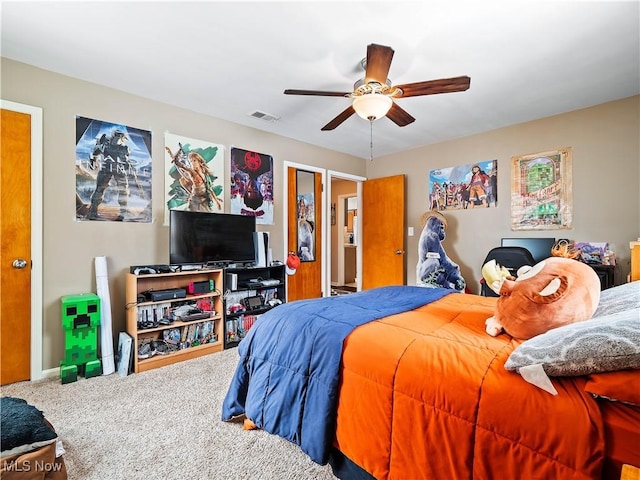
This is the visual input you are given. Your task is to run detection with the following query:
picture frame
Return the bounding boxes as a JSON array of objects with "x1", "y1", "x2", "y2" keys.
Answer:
[{"x1": 510, "y1": 147, "x2": 573, "y2": 230}]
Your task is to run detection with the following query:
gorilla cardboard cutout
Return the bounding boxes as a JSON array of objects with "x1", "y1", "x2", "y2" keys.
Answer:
[{"x1": 416, "y1": 211, "x2": 466, "y2": 291}]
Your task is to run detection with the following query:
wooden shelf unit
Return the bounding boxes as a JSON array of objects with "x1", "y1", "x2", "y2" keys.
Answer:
[
  {"x1": 223, "y1": 264, "x2": 286, "y2": 349},
  {"x1": 125, "y1": 268, "x2": 224, "y2": 373}
]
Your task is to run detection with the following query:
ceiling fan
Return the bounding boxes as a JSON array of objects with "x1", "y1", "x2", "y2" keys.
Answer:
[{"x1": 284, "y1": 43, "x2": 471, "y2": 131}]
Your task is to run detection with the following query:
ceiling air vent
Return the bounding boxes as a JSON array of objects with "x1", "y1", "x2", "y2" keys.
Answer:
[{"x1": 248, "y1": 110, "x2": 280, "y2": 122}]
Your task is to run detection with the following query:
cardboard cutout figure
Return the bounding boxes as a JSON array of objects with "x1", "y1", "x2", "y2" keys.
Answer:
[{"x1": 416, "y1": 211, "x2": 466, "y2": 291}]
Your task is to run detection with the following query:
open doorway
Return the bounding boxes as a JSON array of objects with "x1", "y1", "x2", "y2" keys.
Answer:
[
  {"x1": 284, "y1": 164, "x2": 404, "y2": 299},
  {"x1": 334, "y1": 194, "x2": 357, "y2": 294},
  {"x1": 328, "y1": 172, "x2": 365, "y2": 296}
]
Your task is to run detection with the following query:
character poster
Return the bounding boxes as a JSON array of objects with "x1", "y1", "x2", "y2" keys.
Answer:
[
  {"x1": 296, "y1": 192, "x2": 316, "y2": 261},
  {"x1": 164, "y1": 133, "x2": 225, "y2": 226},
  {"x1": 230, "y1": 147, "x2": 274, "y2": 225},
  {"x1": 428, "y1": 159, "x2": 497, "y2": 211},
  {"x1": 75, "y1": 116, "x2": 152, "y2": 222},
  {"x1": 510, "y1": 147, "x2": 573, "y2": 230}
]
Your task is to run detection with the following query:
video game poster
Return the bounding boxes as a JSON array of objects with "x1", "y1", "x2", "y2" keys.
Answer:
[
  {"x1": 230, "y1": 147, "x2": 274, "y2": 225},
  {"x1": 164, "y1": 133, "x2": 225, "y2": 226},
  {"x1": 75, "y1": 116, "x2": 152, "y2": 222}
]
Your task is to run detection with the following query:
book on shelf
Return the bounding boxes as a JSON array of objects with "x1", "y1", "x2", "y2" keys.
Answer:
[{"x1": 116, "y1": 332, "x2": 134, "y2": 377}]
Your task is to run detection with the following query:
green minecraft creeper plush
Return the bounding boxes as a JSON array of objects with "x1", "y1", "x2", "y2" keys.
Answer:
[{"x1": 60, "y1": 293, "x2": 102, "y2": 384}]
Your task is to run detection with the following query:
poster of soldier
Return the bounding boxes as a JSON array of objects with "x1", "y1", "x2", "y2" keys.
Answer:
[
  {"x1": 164, "y1": 133, "x2": 225, "y2": 226},
  {"x1": 428, "y1": 159, "x2": 497, "y2": 211},
  {"x1": 75, "y1": 116, "x2": 152, "y2": 222},
  {"x1": 510, "y1": 148, "x2": 573, "y2": 231}
]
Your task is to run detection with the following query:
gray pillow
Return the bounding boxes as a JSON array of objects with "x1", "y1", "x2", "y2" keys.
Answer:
[
  {"x1": 505, "y1": 308, "x2": 640, "y2": 376},
  {"x1": 593, "y1": 281, "x2": 640, "y2": 317}
]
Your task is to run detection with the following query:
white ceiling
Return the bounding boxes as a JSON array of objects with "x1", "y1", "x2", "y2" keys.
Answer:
[{"x1": 2, "y1": 1, "x2": 639, "y2": 160}]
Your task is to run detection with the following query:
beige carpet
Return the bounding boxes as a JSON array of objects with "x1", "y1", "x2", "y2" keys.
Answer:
[{"x1": 1, "y1": 348, "x2": 338, "y2": 480}]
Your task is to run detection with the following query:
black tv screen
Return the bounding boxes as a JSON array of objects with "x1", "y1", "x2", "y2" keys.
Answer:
[
  {"x1": 501, "y1": 237, "x2": 556, "y2": 264},
  {"x1": 170, "y1": 210, "x2": 256, "y2": 266}
]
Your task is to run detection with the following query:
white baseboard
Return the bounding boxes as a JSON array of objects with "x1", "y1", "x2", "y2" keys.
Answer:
[
  {"x1": 39, "y1": 366, "x2": 115, "y2": 381},
  {"x1": 41, "y1": 367, "x2": 59, "y2": 380}
]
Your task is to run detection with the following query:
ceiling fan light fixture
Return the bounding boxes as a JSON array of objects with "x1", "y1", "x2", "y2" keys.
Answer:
[{"x1": 352, "y1": 94, "x2": 392, "y2": 121}]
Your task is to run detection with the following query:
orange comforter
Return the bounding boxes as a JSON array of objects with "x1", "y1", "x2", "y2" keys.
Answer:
[{"x1": 334, "y1": 293, "x2": 605, "y2": 480}]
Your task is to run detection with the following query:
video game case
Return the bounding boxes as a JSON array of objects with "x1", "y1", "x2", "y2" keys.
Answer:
[
  {"x1": 116, "y1": 332, "x2": 134, "y2": 377},
  {"x1": 163, "y1": 327, "x2": 181, "y2": 346}
]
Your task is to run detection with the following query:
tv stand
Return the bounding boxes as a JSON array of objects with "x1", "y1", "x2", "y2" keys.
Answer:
[
  {"x1": 223, "y1": 264, "x2": 286, "y2": 349},
  {"x1": 589, "y1": 264, "x2": 615, "y2": 290},
  {"x1": 125, "y1": 268, "x2": 224, "y2": 373}
]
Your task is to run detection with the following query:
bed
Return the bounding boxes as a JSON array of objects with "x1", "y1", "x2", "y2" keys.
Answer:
[{"x1": 222, "y1": 282, "x2": 640, "y2": 480}]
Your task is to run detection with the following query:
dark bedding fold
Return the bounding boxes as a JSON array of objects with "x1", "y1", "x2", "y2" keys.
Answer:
[{"x1": 221, "y1": 286, "x2": 453, "y2": 464}]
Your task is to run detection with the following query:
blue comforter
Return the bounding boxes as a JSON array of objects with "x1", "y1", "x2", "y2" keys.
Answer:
[{"x1": 221, "y1": 285, "x2": 453, "y2": 464}]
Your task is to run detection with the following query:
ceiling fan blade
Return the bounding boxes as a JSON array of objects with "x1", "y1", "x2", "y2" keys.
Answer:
[
  {"x1": 365, "y1": 44, "x2": 394, "y2": 85},
  {"x1": 321, "y1": 105, "x2": 356, "y2": 131},
  {"x1": 284, "y1": 89, "x2": 350, "y2": 97},
  {"x1": 393, "y1": 76, "x2": 471, "y2": 98},
  {"x1": 386, "y1": 102, "x2": 416, "y2": 127}
]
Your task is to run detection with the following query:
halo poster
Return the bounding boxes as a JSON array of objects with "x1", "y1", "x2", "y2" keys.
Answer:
[{"x1": 75, "y1": 116, "x2": 152, "y2": 222}]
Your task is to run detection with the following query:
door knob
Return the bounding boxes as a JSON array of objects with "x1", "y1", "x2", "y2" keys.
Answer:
[
  {"x1": 395, "y1": 250, "x2": 405, "y2": 255},
  {"x1": 12, "y1": 259, "x2": 28, "y2": 269}
]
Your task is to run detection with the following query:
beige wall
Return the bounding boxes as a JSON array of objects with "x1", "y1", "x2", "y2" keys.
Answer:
[
  {"x1": 1, "y1": 58, "x2": 366, "y2": 370},
  {"x1": 367, "y1": 95, "x2": 640, "y2": 291},
  {"x1": 2, "y1": 58, "x2": 639, "y2": 372}
]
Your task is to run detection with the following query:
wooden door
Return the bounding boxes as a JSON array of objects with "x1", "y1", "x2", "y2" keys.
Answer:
[
  {"x1": 287, "y1": 167, "x2": 323, "y2": 301},
  {"x1": 1, "y1": 108, "x2": 32, "y2": 385},
  {"x1": 361, "y1": 175, "x2": 406, "y2": 289}
]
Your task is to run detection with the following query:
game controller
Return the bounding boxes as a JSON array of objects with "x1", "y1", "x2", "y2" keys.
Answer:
[
  {"x1": 133, "y1": 267, "x2": 155, "y2": 275},
  {"x1": 130, "y1": 264, "x2": 175, "y2": 275}
]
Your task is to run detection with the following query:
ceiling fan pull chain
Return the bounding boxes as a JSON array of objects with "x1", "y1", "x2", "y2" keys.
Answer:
[{"x1": 369, "y1": 118, "x2": 374, "y2": 161}]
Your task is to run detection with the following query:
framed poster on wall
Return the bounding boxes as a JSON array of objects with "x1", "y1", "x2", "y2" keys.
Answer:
[{"x1": 510, "y1": 147, "x2": 573, "y2": 231}]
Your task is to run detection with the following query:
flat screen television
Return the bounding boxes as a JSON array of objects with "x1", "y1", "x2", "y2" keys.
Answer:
[
  {"x1": 170, "y1": 210, "x2": 256, "y2": 266},
  {"x1": 501, "y1": 237, "x2": 556, "y2": 264}
]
